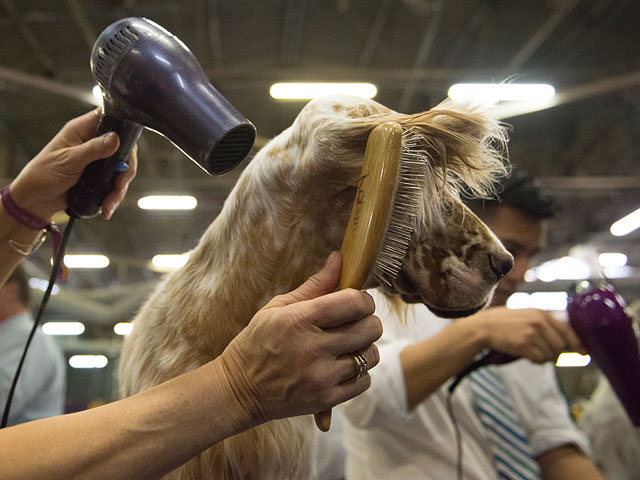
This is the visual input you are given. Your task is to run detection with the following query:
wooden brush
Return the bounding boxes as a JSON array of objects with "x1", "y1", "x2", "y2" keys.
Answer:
[{"x1": 314, "y1": 121, "x2": 428, "y2": 432}]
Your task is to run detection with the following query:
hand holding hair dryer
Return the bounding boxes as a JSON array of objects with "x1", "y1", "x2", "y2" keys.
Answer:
[{"x1": 67, "y1": 17, "x2": 256, "y2": 218}]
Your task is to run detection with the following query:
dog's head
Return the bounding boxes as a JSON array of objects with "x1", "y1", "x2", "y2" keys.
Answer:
[{"x1": 242, "y1": 94, "x2": 511, "y2": 317}]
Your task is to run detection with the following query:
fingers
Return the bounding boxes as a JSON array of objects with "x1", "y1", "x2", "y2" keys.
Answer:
[
  {"x1": 60, "y1": 108, "x2": 103, "y2": 143},
  {"x1": 535, "y1": 311, "x2": 586, "y2": 358},
  {"x1": 296, "y1": 288, "x2": 376, "y2": 329},
  {"x1": 71, "y1": 131, "x2": 120, "y2": 168},
  {"x1": 323, "y1": 313, "x2": 382, "y2": 355},
  {"x1": 101, "y1": 145, "x2": 138, "y2": 220},
  {"x1": 267, "y1": 252, "x2": 342, "y2": 308},
  {"x1": 333, "y1": 344, "x2": 380, "y2": 384}
]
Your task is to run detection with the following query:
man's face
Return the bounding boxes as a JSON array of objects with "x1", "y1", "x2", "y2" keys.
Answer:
[{"x1": 485, "y1": 205, "x2": 546, "y2": 307}]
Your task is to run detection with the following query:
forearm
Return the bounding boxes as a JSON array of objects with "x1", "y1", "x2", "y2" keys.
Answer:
[
  {"x1": 400, "y1": 319, "x2": 488, "y2": 409},
  {"x1": 537, "y1": 444, "x2": 604, "y2": 480},
  {"x1": 0, "y1": 359, "x2": 252, "y2": 480}
]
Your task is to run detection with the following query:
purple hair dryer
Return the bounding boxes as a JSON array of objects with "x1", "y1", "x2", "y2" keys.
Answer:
[
  {"x1": 66, "y1": 17, "x2": 256, "y2": 218},
  {"x1": 568, "y1": 284, "x2": 640, "y2": 426}
]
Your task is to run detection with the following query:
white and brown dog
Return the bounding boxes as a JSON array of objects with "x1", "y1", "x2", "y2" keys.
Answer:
[{"x1": 119, "y1": 94, "x2": 512, "y2": 479}]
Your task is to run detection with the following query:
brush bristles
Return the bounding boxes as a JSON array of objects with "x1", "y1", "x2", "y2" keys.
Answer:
[{"x1": 373, "y1": 127, "x2": 428, "y2": 286}]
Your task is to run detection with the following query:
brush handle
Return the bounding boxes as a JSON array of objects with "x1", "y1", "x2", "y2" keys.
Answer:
[{"x1": 314, "y1": 122, "x2": 403, "y2": 432}]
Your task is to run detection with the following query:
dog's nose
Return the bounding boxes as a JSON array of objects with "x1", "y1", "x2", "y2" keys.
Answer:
[{"x1": 489, "y1": 251, "x2": 513, "y2": 279}]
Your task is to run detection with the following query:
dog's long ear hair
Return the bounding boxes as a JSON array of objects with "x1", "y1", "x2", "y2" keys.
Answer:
[{"x1": 314, "y1": 98, "x2": 508, "y2": 229}]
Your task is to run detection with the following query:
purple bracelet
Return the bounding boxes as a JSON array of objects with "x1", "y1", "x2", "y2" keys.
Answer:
[{"x1": 1, "y1": 185, "x2": 61, "y2": 256}]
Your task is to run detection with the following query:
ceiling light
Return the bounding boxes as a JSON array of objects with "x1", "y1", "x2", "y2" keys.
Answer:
[
  {"x1": 28, "y1": 277, "x2": 60, "y2": 295},
  {"x1": 447, "y1": 83, "x2": 556, "y2": 104},
  {"x1": 610, "y1": 207, "x2": 640, "y2": 236},
  {"x1": 598, "y1": 252, "x2": 628, "y2": 268},
  {"x1": 151, "y1": 254, "x2": 190, "y2": 271},
  {"x1": 42, "y1": 321, "x2": 85, "y2": 336},
  {"x1": 270, "y1": 82, "x2": 377, "y2": 100},
  {"x1": 138, "y1": 195, "x2": 197, "y2": 210},
  {"x1": 114, "y1": 322, "x2": 133, "y2": 335},
  {"x1": 69, "y1": 355, "x2": 108, "y2": 369},
  {"x1": 506, "y1": 291, "x2": 568, "y2": 311},
  {"x1": 62, "y1": 255, "x2": 110, "y2": 269},
  {"x1": 531, "y1": 256, "x2": 590, "y2": 282},
  {"x1": 556, "y1": 353, "x2": 591, "y2": 367}
]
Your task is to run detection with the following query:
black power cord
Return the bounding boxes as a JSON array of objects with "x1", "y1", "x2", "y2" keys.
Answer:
[
  {"x1": 446, "y1": 388, "x2": 465, "y2": 480},
  {"x1": 1, "y1": 217, "x2": 76, "y2": 428}
]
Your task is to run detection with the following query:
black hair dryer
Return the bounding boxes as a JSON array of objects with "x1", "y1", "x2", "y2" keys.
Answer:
[{"x1": 66, "y1": 17, "x2": 256, "y2": 218}]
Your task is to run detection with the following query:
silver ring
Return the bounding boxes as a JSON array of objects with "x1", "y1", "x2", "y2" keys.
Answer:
[{"x1": 353, "y1": 353, "x2": 368, "y2": 379}]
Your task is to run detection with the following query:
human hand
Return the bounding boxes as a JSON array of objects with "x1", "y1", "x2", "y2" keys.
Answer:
[
  {"x1": 219, "y1": 251, "x2": 382, "y2": 427},
  {"x1": 9, "y1": 108, "x2": 138, "y2": 221},
  {"x1": 467, "y1": 306, "x2": 586, "y2": 363}
]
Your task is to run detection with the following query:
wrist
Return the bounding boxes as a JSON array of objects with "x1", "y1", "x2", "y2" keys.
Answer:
[
  {"x1": 7, "y1": 181, "x2": 56, "y2": 223},
  {"x1": 455, "y1": 315, "x2": 491, "y2": 351},
  {"x1": 207, "y1": 356, "x2": 262, "y2": 433}
]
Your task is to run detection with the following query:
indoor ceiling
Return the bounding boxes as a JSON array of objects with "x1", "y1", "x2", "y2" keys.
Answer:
[{"x1": 1, "y1": 0, "x2": 639, "y2": 336}]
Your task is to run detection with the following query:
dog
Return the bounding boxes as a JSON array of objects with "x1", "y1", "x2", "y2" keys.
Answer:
[{"x1": 119, "y1": 94, "x2": 511, "y2": 479}]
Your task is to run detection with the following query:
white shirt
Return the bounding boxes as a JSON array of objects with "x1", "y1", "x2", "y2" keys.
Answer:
[
  {"x1": 339, "y1": 289, "x2": 590, "y2": 480},
  {"x1": 0, "y1": 313, "x2": 66, "y2": 426}
]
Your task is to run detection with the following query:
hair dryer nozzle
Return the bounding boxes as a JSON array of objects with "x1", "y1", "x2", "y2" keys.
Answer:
[
  {"x1": 90, "y1": 17, "x2": 255, "y2": 175},
  {"x1": 568, "y1": 284, "x2": 640, "y2": 426}
]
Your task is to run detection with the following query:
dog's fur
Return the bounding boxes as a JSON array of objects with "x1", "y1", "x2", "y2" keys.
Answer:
[{"x1": 119, "y1": 94, "x2": 511, "y2": 479}]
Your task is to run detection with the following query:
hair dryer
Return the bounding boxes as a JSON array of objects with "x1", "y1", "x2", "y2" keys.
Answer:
[
  {"x1": 66, "y1": 17, "x2": 256, "y2": 218},
  {"x1": 568, "y1": 284, "x2": 640, "y2": 426}
]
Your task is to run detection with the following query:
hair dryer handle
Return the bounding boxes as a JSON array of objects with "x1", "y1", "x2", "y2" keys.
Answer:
[{"x1": 66, "y1": 113, "x2": 143, "y2": 219}]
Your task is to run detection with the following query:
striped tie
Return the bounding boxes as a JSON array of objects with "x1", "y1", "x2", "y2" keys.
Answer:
[{"x1": 468, "y1": 366, "x2": 542, "y2": 480}]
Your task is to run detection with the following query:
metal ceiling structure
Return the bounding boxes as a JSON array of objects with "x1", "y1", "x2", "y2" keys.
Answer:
[{"x1": 1, "y1": 0, "x2": 639, "y2": 345}]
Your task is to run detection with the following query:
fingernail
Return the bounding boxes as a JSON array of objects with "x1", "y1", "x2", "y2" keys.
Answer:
[
  {"x1": 114, "y1": 161, "x2": 129, "y2": 172},
  {"x1": 103, "y1": 132, "x2": 117, "y2": 145},
  {"x1": 325, "y1": 251, "x2": 339, "y2": 268},
  {"x1": 104, "y1": 205, "x2": 115, "y2": 220}
]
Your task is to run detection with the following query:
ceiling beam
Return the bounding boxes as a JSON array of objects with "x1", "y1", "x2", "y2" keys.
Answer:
[
  {"x1": 398, "y1": 0, "x2": 443, "y2": 112},
  {"x1": 206, "y1": 0, "x2": 224, "y2": 68},
  {"x1": 0, "y1": 65, "x2": 98, "y2": 105},
  {"x1": 1, "y1": 0, "x2": 55, "y2": 74},
  {"x1": 359, "y1": 0, "x2": 392, "y2": 67},
  {"x1": 280, "y1": 0, "x2": 306, "y2": 65},
  {"x1": 505, "y1": 0, "x2": 582, "y2": 72},
  {"x1": 66, "y1": 0, "x2": 97, "y2": 51},
  {"x1": 495, "y1": 69, "x2": 640, "y2": 119}
]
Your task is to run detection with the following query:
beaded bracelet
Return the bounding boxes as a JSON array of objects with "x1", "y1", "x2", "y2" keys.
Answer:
[{"x1": 1, "y1": 185, "x2": 61, "y2": 256}]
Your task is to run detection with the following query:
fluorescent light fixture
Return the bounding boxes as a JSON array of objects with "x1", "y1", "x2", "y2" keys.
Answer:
[
  {"x1": 506, "y1": 291, "x2": 568, "y2": 311},
  {"x1": 270, "y1": 82, "x2": 377, "y2": 100},
  {"x1": 28, "y1": 277, "x2": 60, "y2": 295},
  {"x1": 610, "y1": 207, "x2": 640, "y2": 236},
  {"x1": 42, "y1": 321, "x2": 85, "y2": 336},
  {"x1": 556, "y1": 352, "x2": 591, "y2": 367},
  {"x1": 598, "y1": 252, "x2": 627, "y2": 268},
  {"x1": 531, "y1": 256, "x2": 590, "y2": 282},
  {"x1": 505, "y1": 292, "x2": 531, "y2": 309},
  {"x1": 69, "y1": 355, "x2": 108, "y2": 369},
  {"x1": 602, "y1": 266, "x2": 635, "y2": 279},
  {"x1": 447, "y1": 83, "x2": 556, "y2": 104},
  {"x1": 137, "y1": 195, "x2": 197, "y2": 210},
  {"x1": 62, "y1": 255, "x2": 110, "y2": 269},
  {"x1": 114, "y1": 322, "x2": 133, "y2": 336},
  {"x1": 151, "y1": 254, "x2": 190, "y2": 271}
]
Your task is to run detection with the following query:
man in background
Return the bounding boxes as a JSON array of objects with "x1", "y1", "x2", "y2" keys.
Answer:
[
  {"x1": 0, "y1": 265, "x2": 66, "y2": 426},
  {"x1": 339, "y1": 170, "x2": 604, "y2": 479}
]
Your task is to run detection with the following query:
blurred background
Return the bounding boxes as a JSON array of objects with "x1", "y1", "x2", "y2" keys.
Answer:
[{"x1": 0, "y1": 0, "x2": 638, "y2": 413}]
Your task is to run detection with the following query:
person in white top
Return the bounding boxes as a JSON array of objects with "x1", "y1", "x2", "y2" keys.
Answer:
[
  {"x1": 339, "y1": 170, "x2": 604, "y2": 479},
  {"x1": 0, "y1": 265, "x2": 66, "y2": 426}
]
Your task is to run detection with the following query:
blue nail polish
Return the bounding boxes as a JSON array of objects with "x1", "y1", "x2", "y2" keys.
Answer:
[{"x1": 115, "y1": 161, "x2": 129, "y2": 172}]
